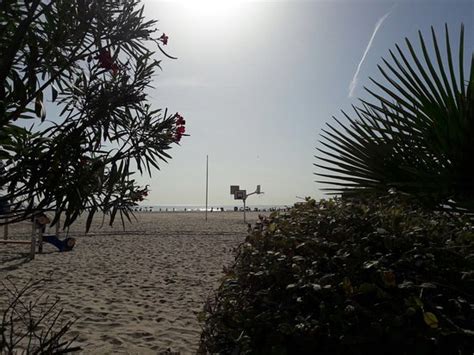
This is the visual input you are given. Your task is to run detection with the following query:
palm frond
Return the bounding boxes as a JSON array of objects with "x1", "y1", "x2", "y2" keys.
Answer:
[{"x1": 315, "y1": 24, "x2": 474, "y2": 212}]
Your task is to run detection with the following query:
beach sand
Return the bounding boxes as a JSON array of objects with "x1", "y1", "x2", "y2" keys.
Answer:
[{"x1": 0, "y1": 211, "x2": 262, "y2": 354}]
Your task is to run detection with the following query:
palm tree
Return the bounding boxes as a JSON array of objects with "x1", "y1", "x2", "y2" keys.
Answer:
[{"x1": 315, "y1": 24, "x2": 474, "y2": 212}]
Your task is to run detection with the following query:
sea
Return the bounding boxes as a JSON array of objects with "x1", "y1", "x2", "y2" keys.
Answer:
[{"x1": 134, "y1": 204, "x2": 291, "y2": 212}]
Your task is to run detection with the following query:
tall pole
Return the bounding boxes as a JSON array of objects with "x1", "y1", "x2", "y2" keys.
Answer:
[
  {"x1": 30, "y1": 217, "x2": 36, "y2": 260},
  {"x1": 205, "y1": 155, "x2": 209, "y2": 221},
  {"x1": 55, "y1": 215, "x2": 60, "y2": 236},
  {"x1": 4, "y1": 218, "x2": 8, "y2": 240}
]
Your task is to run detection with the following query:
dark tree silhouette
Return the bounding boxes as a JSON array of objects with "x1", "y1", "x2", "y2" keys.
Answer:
[{"x1": 0, "y1": 0, "x2": 187, "y2": 230}]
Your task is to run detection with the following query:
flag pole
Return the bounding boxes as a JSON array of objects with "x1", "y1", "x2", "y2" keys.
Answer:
[{"x1": 205, "y1": 155, "x2": 209, "y2": 221}]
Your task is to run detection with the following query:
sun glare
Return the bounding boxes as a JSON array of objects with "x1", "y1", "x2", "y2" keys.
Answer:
[{"x1": 177, "y1": 0, "x2": 243, "y2": 18}]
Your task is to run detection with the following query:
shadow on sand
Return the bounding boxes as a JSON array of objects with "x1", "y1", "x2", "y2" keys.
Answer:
[{"x1": 0, "y1": 252, "x2": 32, "y2": 272}]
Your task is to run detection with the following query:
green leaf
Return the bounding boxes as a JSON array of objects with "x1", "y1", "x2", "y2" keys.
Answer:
[
  {"x1": 362, "y1": 260, "x2": 378, "y2": 269},
  {"x1": 35, "y1": 91, "x2": 45, "y2": 120},
  {"x1": 358, "y1": 283, "x2": 376, "y2": 294},
  {"x1": 423, "y1": 312, "x2": 439, "y2": 328},
  {"x1": 51, "y1": 85, "x2": 58, "y2": 102},
  {"x1": 268, "y1": 223, "x2": 277, "y2": 233},
  {"x1": 342, "y1": 277, "x2": 353, "y2": 295},
  {"x1": 12, "y1": 71, "x2": 27, "y2": 102},
  {"x1": 86, "y1": 207, "x2": 97, "y2": 233}
]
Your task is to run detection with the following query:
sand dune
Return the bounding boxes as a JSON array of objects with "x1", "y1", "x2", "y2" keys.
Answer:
[{"x1": 0, "y1": 211, "x2": 261, "y2": 354}]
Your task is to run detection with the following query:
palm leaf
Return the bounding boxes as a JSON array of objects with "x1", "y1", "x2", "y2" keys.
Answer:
[{"x1": 315, "y1": 24, "x2": 473, "y2": 212}]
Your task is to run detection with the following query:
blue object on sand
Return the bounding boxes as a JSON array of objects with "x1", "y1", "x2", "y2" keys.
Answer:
[
  {"x1": 0, "y1": 197, "x2": 10, "y2": 214},
  {"x1": 42, "y1": 235, "x2": 76, "y2": 252}
]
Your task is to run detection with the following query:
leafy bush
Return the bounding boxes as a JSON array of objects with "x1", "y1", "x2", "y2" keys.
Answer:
[{"x1": 199, "y1": 197, "x2": 474, "y2": 354}]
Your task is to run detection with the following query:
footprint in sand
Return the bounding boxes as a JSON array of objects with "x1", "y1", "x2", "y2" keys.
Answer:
[{"x1": 101, "y1": 334, "x2": 122, "y2": 346}]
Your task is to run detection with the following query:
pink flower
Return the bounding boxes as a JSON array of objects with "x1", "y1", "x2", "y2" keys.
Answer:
[
  {"x1": 97, "y1": 49, "x2": 113, "y2": 69},
  {"x1": 111, "y1": 63, "x2": 119, "y2": 75},
  {"x1": 159, "y1": 33, "x2": 169, "y2": 45},
  {"x1": 97, "y1": 49, "x2": 119, "y2": 74},
  {"x1": 177, "y1": 125, "x2": 185, "y2": 135},
  {"x1": 176, "y1": 115, "x2": 185, "y2": 126},
  {"x1": 172, "y1": 112, "x2": 186, "y2": 143}
]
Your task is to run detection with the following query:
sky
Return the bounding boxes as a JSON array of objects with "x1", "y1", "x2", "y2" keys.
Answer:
[{"x1": 129, "y1": 0, "x2": 473, "y2": 207}]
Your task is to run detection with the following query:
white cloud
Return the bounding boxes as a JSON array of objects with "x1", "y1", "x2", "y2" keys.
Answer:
[{"x1": 348, "y1": 8, "x2": 394, "y2": 98}]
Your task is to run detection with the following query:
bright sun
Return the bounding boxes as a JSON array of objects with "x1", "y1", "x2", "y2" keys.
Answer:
[{"x1": 178, "y1": 0, "x2": 242, "y2": 18}]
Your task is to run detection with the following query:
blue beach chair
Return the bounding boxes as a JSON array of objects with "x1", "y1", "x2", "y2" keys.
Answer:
[{"x1": 42, "y1": 235, "x2": 76, "y2": 252}]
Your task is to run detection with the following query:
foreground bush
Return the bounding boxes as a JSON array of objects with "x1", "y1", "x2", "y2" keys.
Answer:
[
  {"x1": 0, "y1": 279, "x2": 79, "y2": 353},
  {"x1": 199, "y1": 197, "x2": 474, "y2": 354}
]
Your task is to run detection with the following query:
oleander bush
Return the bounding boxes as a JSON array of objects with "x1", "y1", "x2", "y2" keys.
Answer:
[
  {"x1": 0, "y1": 0, "x2": 186, "y2": 230},
  {"x1": 199, "y1": 196, "x2": 474, "y2": 354}
]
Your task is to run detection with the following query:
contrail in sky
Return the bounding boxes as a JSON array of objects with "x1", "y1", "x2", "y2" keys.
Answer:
[{"x1": 348, "y1": 8, "x2": 394, "y2": 98}]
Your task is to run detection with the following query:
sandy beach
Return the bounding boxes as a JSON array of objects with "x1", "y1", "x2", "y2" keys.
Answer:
[{"x1": 0, "y1": 211, "x2": 261, "y2": 354}]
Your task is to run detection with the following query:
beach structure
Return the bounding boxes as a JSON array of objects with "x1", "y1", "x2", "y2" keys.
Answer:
[
  {"x1": 205, "y1": 155, "x2": 209, "y2": 221},
  {"x1": 230, "y1": 184, "x2": 263, "y2": 222},
  {"x1": 0, "y1": 213, "x2": 49, "y2": 259},
  {"x1": 1, "y1": 198, "x2": 9, "y2": 241},
  {"x1": 0, "y1": 213, "x2": 73, "y2": 259}
]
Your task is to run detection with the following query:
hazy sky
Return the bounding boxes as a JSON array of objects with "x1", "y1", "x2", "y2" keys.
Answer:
[{"x1": 133, "y1": 0, "x2": 473, "y2": 207}]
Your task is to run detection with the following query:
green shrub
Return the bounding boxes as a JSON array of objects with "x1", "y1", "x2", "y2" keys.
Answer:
[{"x1": 199, "y1": 197, "x2": 474, "y2": 354}]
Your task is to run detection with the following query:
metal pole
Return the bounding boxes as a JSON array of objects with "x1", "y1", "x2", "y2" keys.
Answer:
[
  {"x1": 4, "y1": 218, "x2": 8, "y2": 240},
  {"x1": 38, "y1": 226, "x2": 43, "y2": 254},
  {"x1": 205, "y1": 155, "x2": 208, "y2": 221},
  {"x1": 243, "y1": 198, "x2": 246, "y2": 223},
  {"x1": 55, "y1": 215, "x2": 60, "y2": 236},
  {"x1": 30, "y1": 218, "x2": 36, "y2": 260}
]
